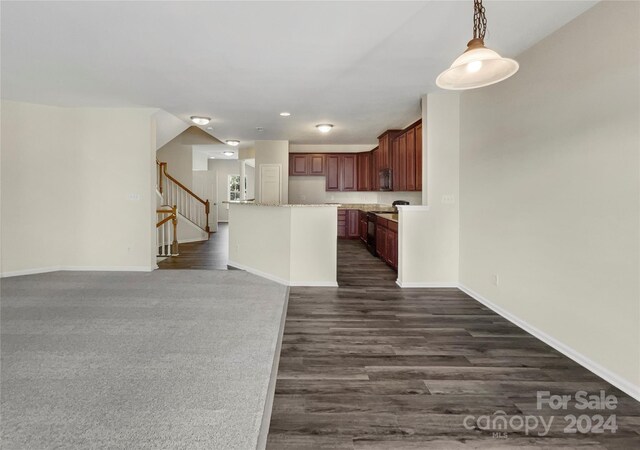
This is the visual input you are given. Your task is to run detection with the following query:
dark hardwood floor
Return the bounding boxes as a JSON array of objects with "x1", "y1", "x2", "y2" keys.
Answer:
[
  {"x1": 266, "y1": 239, "x2": 640, "y2": 449},
  {"x1": 157, "y1": 223, "x2": 230, "y2": 270}
]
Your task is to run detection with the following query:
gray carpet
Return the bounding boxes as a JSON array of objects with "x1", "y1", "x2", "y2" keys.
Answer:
[{"x1": 1, "y1": 270, "x2": 288, "y2": 449}]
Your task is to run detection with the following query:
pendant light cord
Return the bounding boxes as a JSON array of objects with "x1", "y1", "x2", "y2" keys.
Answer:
[{"x1": 473, "y1": 0, "x2": 487, "y2": 40}]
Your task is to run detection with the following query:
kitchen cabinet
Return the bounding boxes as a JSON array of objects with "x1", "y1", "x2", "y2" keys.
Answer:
[
  {"x1": 406, "y1": 127, "x2": 416, "y2": 191},
  {"x1": 326, "y1": 155, "x2": 340, "y2": 191},
  {"x1": 289, "y1": 153, "x2": 325, "y2": 176},
  {"x1": 359, "y1": 211, "x2": 367, "y2": 243},
  {"x1": 326, "y1": 154, "x2": 357, "y2": 192},
  {"x1": 377, "y1": 131, "x2": 400, "y2": 171},
  {"x1": 416, "y1": 123, "x2": 423, "y2": 191},
  {"x1": 371, "y1": 147, "x2": 380, "y2": 190},
  {"x1": 347, "y1": 209, "x2": 359, "y2": 238},
  {"x1": 357, "y1": 152, "x2": 372, "y2": 191},
  {"x1": 397, "y1": 133, "x2": 407, "y2": 191},
  {"x1": 337, "y1": 209, "x2": 347, "y2": 238},
  {"x1": 375, "y1": 215, "x2": 398, "y2": 271},
  {"x1": 338, "y1": 209, "x2": 360, "y2": 239}
]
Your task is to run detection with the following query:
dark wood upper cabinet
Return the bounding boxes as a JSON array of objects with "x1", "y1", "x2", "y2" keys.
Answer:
[
  {"x1": 397, "y1": 133, "x2": 407, "y2": 191},
  {"x1": 391, "y1": 138, "x2": 400, "y2": 191},
  {"x1": 326, "y1": 155, "x2": 340, "y2": 191},
  {"x1": 309, "y1": 154, "x2": 325, "y2": 175},
  {"x1": 289, "y1": 154, "x2": 308, "y2": 175},
  {"x1": 416, "y1": 123, "x2": 423, "y2": 191},
  {"x1": 371, "y1": 147, "x2": 380, "y2": 190},
  {"x1": 377, "y1": 130, "x2": 400, "y2": 171},
  {"x1": 290, "y1": 153, "x2": 325, "y2": 176},
  {"x1": 357, "y1": 152, "x2": 371, "y2": 191},
  {"x1": 341, "y1": 154, "x2": 357, "y2": 191},
  {"x1": 405, "y1": 127, "x2": 416, "y2": 191}
]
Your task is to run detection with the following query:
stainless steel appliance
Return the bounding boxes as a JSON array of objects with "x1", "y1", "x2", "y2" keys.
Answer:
[{"x1": 379, "y1": 169, "x2": 392, "y2": 191}]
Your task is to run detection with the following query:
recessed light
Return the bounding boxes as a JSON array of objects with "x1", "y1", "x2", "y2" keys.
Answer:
[
  {"x1": 223, "y1": 151, "x2": 235, "y2": 156},
  {"x1": 209, "y1": 156, "x2": 216, "y2": 159},
  {"x1": 190, "y1": 116, "x2": 211, "y2": 125},
  {"x1": 316, "y1": 124, "x2": 334, "y2": 133},
  {"x1": 226, "y1": 140, "x2": 240, "y2": 146},
  {"x1": 280, "y1": 112, "x2": 291, "y2": 117}
]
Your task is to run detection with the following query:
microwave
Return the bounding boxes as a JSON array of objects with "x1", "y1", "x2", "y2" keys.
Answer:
[{"x1": 379, "y1": 168, "x2": 392, "y2": 191}]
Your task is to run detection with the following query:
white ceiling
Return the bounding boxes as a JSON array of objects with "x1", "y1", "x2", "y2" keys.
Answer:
[
  {"x1": 1, "y1": 1, "x2": 597, "y2": 145},
  {"x1": 194, "y1": 144, "x2": 239, "y2": 160}
]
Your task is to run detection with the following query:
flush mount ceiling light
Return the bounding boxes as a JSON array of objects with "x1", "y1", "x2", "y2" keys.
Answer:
[
  {"x1": 280, "y1": 112, "x2": 291, "y2": 117},
  {"x1": 226, "y1": 140, "x2": 240, "y2": 146},
  {"x1": 190, "y1": 116, "x2": 211, "y2": 125},
  {"x1": 316, "y1": 124, "x2": 334, "y2": 133},
  {"x1": 436, "y1": 0, "x2": 519, "y2": 90},
  {"x1": 223, "y1": 151, "x2": 235, "y2": 156},
  {"x1": 206, "y1": 127, "x2": 213, "y2": 130}
]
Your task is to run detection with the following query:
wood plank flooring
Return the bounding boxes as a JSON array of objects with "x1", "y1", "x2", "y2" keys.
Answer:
[
  {"x1": 266, "y1": 239, "x2": 640, "y2": 449},
  {"x1": 157, "y1": 223, "x2": 230, "y2": 270}
]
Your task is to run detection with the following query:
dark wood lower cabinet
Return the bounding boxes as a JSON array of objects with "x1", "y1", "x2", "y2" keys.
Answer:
[
  {"x1": 338, "y1": 209, "x2": 361, "y2": 239},
  {"x1": 376, "y1": 216, "x2": 398, "y2": 271}
]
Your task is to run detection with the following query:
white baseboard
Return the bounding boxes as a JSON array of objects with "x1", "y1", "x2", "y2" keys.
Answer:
[
  {"x1": 256, "y1": 287, "x2": 289, "y2": 450},
  {"x1": 396, "y1": 280, "x2": 458, "y2": 288},
  {"x1": 227, "y1": 260, "x2": 338, "y2": 287},
  {"x1": 458, "y1": 283, "x2": 640, "y2": 403},
  {"x1": 1, "y1": 265, "x2": 154, "y2": 278}
]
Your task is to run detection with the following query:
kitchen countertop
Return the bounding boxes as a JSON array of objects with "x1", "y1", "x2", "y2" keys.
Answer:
[
  {"x1": 334, "y1": 203, "x2": 395, "y2": 212},
  {"x1": 375, "y1": 213, "x2": 398, "y2": 223}
]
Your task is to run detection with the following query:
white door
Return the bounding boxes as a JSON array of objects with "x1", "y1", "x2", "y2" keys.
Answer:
[
  {"x1": 192, "y1": 170, "x2": 218, "y2": 232},
  {"x1": 260, "y1": 164, "x2": 281, "y2": 205}
]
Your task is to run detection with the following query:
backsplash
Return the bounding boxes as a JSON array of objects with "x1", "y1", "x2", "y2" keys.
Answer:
[{"x1": 288, "y1": 176, "x2": 422, "y2": 206}]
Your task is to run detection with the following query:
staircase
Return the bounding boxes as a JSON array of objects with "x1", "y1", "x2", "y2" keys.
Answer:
[{"x1": 156, "y1": 161, "x2": 211, "y2": 256}]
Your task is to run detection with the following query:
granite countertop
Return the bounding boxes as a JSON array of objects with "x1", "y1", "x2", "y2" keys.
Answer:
[
  {"x1": 376, "y1": 213, "x2": 399, "y2": 223},
  {"x1": 335, "y1": 203, "x2": 395, "y2": 212}
]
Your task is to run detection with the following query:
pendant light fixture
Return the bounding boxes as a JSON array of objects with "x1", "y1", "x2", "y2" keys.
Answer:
[{"x1": 436, "y1": 0, "x2": 519, "y2": 90}]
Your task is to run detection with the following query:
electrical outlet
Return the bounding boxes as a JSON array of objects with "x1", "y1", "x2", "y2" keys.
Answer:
[
  {"x1": 492, "y1": 274, "x2": 499, "y2": 286},
  {"x1": 441, "y1": 194, "x2": 455, "y2": 204}
]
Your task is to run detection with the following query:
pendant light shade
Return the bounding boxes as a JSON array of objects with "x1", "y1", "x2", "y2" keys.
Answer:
[
  {"x1": 436, "y1": 1, "x2": 519, "y2": 90},
  {"x1": 436, "y1": 38, "x2": 519, "y2": 90}
]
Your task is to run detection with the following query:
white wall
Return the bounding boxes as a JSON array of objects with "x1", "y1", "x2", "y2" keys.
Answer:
[
  {"x1": 207, "y1": 159, "x2": 240, "y2": 222},
  {"x1": 192, "y1": 148, "x2": 209, "y2": 171},
  {"x1": 228, "y1": 204, "x2": 337, "y2": 286},
  {"x1": 1, "y1": 100, "x2": 156, "y2": 275},
  {"x1": 245, "y1": 164, "x2": 255, "y2": 200},
  {"x1": 459, "y1": 1, "x2": 639, "y2": 393},
  {"x1": 255, "y1": 140, "x2": 289, "y2": 204},
  {"x1": 153, "y1": 110, "x2": 188, "y2": 150},
  {"x1": 397, "y1": 93, "x2": 460, "y2": 287}
]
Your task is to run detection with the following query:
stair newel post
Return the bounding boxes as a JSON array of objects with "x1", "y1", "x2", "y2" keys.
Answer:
[
  {"x1": 205, "y1": 200, "x2": 210, "y2": 233},
  {"x1": 171, "y1": 205, "x2": 179, "y2": 255}
]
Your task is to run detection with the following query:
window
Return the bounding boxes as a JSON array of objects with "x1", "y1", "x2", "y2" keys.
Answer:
[{"x1": 228, "y1": 175, "x2": 241, "y2": 201}]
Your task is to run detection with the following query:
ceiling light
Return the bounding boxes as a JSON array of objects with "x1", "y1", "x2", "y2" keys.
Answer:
[
  {"x1": 190, "y1": 116, "x2": 211, "y2": 125},
  {"x1": 280, "y1": 112, "x2": 291, "y2": 117},
  {"x1": 256, "y1": 127, "x2": 264, "y2": 132},
  {"x1": 223, "y1": 151, "x2": 235, "y2": 156},
  {"x1": 206, "y1": 127, "x2": 213, "y2": 130},
  {"x1": 436, "y1": 0, "x2": 519, "y2": 90},
  {"x1": 316, "y1": 124, "x2": 334, "y2": 133},
  {"x1": 209, "y1": 156, "x2": 216, "y2": 159},
  {"x1": 226, "y1": 140, "x2": 240, "y2": 146}
]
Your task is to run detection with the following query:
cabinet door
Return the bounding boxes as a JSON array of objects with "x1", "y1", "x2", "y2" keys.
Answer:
[
  {"x1": 391, "y1": 138, "x2": 400, "y2": 191},
  {"x1": 337, "y1": 209, "x2": 347, "y2": 238},
  {"x1": 406, "y1": 128, "x2": 416, "y2": 191},
  {"x1": 341, "y1": 154, "x2": 357, "y2": 191},
  {"x1": 371, "y1": 148, "x2": 379, "y2": 190},
  {"x1": 360, "y1": 218, "x2": 367, "y2": 242},
  {"x1": 309, "y1": 154, "x2": 325, "y2": 175},
  {"x1": 397, "y1": 134, "x2": 407, "y2": 191},
  {"x1": 347, "y1": 210, "x2": 359, "y2": 238},
  {"x1": 290, "y1": 154, "x2": 308, "y2": 175},
  {"x1": 357, "y1": 152, "x2": 371, "y2": 191},
  {"x1": 379, "y1": 137, "x2": 388, "y2": 169},
  {"x1": 387, "y1": 229, "x2": 398, "y2": 270},
  {"x1": 326, "y1": 155, "x2": 340, "y2": 191},
  {"x1": 416, "y1": 124, "x2": 423, "y2": 191},
  {"x1": 376, "y1": 225, "x2": 387, "y2": 258}
]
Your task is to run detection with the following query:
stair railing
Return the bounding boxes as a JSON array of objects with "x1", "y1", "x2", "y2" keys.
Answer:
[
  {"x1": 157, "y1": 205, "x2": 179, "y2": 256},
  {"x1": 156, "y1": 161, "x2": 210, "y2": 232}
]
